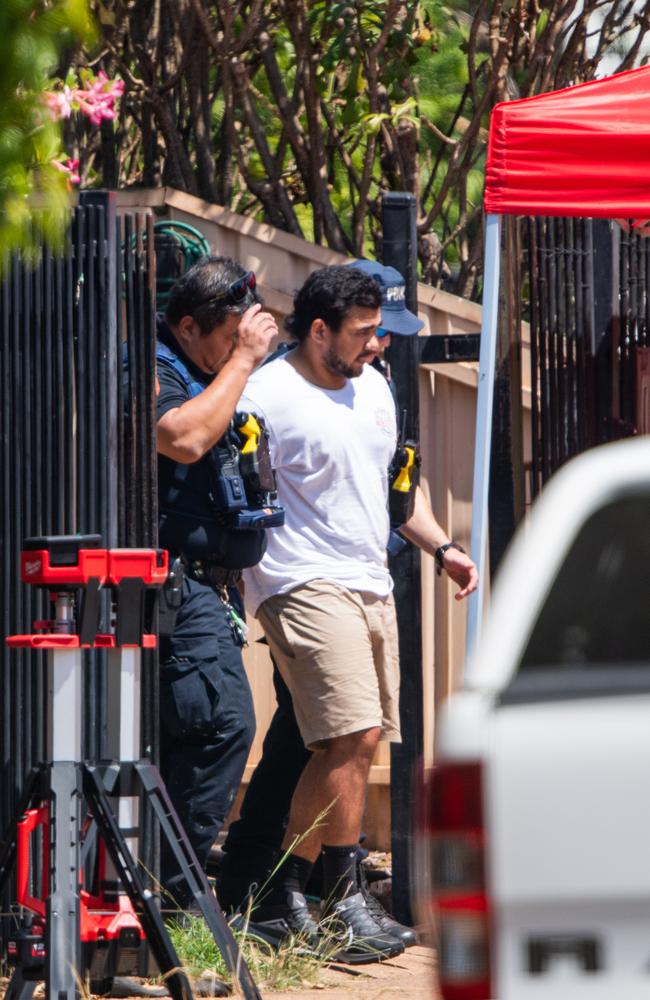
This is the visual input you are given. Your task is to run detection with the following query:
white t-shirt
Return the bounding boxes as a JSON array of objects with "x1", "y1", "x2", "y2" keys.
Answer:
[{"x1": 239, "y1": 356, "x2": 397, "y2": 615}]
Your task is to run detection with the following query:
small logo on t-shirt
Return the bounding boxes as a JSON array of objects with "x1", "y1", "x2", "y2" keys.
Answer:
[{"x1": 375, "y1": 408, "x2": 394, "y2": 436}]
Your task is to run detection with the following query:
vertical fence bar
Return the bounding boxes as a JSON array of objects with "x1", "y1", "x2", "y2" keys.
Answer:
[
  {"x1": 45, "y1": 246, "x2": 56, "y2": 532},
  {"x1": 643, "y1": 229, "x2": 650, "y2": 346},
  {"x1": 574, "y1": 220, "x2": 587, "y2": 454},
  {"x1": 583, "y1": 219, "x2": 598, "y2": 446},
  {"x1": 31, "y1": 251, "x2": 46, "y2": 773},
  {"x1": 105, "y1": 199, "x2": 119, "y2": 548},
  {"x1": 539, "y1": 219, "x2": 553, "y2": 483},
  {"x1": 75, "y1": 205, "x2": 88, "y2": 531},
  {"x1": 609, "y1": 222, "x2": 622, "y2": 433},
  {"x1": 139, "y1": 212, "x2": 159, "y2": 888},
  {"x1": 381, "y1": 192, "x2": 423, "y2": 925},
  {"x1": 526, "y1": 219, "x2": 540, "y2": 498},
  {"x1": 117, "y1": 215, "x2": 127, "y2": 548},
  {"x1": 547, "y1": 219, "x2": 559, "y2": 470},
  {"x1": 54, "y1": 251, "x2": 66, "y2": 533},
  {"x1": 620, "y1": 230, "x2": 631, "y2": 429},
  {"x1": 565, "y1": 218, "x2": 577, "y2": 460},
  {"x1": 1, "y1": 257, "x2": 11, "y2": 848},
  {"x1": 11, "y1": 252, "x2": 24, "y2": 795},
  {"x1": 555, "y1": 218, "x2": 567, "y2": 464},
  {"x1": 488, "y1": 215, "x2": 524, "y2": 574},
  {"x1": 134, "y1": 216, "x2": 148, "y2": 539},
  {"x1": 637, "y1": 231, "x2": 644, "y2": 329},
  {"x1": 63, "y1": 231, "x2": 76, "y2": 532},
  {"x1": 22, "y1": 243, "x2": 35, "y2": 780},
  {"x1": 1, "y1": 255, "x2": 12, "y2": 850}
]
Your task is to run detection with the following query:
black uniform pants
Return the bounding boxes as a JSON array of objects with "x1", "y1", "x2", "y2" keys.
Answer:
[
  {"x1": 159, "y1": 575, "x2": 255, "y2": 907},
  {"x1": 219, "y1": 661, "x2": 311, "y2": 908}
]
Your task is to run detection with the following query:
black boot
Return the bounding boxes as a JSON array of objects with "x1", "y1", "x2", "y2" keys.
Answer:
[
  {"x1": 358, "y1": 863, "x2": 417, "y2": 947},
  {"x1": 235, "y1": 890, "x2": 321, "y2": 951},
  {"x1": 320, "y1": 891, "x2": 404, "y2": 964},
  {"x1": 234, "y1": 852, "x2": 320, "y2": 951}
]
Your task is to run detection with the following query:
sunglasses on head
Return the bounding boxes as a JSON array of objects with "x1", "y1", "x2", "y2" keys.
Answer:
[{"x1": 197, "y1": 271, "x2": 256, "y2": 309}]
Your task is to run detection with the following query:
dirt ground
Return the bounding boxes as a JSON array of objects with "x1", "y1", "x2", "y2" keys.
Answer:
[
  {"x1": 0, "y1": 946, "x2": 438, "y2": 1000},
  {"x1": 265, "y1": 945, "x2": 438, "y2": 1000}
]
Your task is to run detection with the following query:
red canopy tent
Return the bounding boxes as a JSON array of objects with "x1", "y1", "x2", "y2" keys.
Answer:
[
  {"x1": 467, "y1": 65, "x2": 650, "y2": 652},
  {"x1": 485, "y1": 65, "x2": 650, "y2": 218}
]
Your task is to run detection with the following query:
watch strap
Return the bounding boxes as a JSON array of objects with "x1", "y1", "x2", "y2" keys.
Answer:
[{"x1": 435, "y1": 540, "x2": 466, "y2": 575}]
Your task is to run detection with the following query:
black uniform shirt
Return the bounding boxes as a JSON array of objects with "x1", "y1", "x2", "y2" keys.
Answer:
[{"x1": 156, "y1": 319, "x2": 266, "y2": 568}]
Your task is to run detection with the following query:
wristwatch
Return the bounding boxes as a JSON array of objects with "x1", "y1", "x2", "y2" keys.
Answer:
[{"x1": 435, "y1": 541, "x2": 466, "y2": 575}]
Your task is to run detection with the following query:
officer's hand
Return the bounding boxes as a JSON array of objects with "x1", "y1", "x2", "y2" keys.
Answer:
[
  {"x1": 444, "y1": 549, "x2": 479, "y2": 601},
  {"x1": 234, "y1": 304, "x2": 278, "y2": 367}
]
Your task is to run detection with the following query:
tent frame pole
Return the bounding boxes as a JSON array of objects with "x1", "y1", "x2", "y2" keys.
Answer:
[{"x1": 466, "y1": 213, "x2": 502, "y2": 663}]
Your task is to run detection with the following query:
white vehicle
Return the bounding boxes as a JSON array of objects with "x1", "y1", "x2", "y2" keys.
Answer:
[{"x1": 417, "y1": 436, "x2": 650, "y2": 1000}]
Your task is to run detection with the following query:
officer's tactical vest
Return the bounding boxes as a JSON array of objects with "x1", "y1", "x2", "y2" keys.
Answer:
[{"x1": 156, "y1": 340, "x2": 273, "y2": 568}]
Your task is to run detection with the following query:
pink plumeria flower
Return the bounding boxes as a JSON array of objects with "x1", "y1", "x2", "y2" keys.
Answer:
[
  {"x1": 66, "y1": 159, "x2": 80, "y2": 184},
  {"x1": 76, "y1": 73, "x2": 125, "y2": 124},
  {"x1": 44, "y1": 72, "x2": 125, "y2": 128},
  {"x1": 51, "y1": 158, "x2": 81, "y2": 186},
  {"x1": 44, "y1": 86, "x2": 74, "y2": 121},
  {"x1": 91, "y1": 72, "x2": 124, "y2": 98}
]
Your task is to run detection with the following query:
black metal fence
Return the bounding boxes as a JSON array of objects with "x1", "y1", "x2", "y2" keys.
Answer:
[
  {"x1": 0, "y1": 191, "x2": 157, "y2": 920},
  {"x1": 526, "y1": 217, "x2": 649, "y2": 499}
]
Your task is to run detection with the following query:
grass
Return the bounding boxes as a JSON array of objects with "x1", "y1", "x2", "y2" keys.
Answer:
[
  {"x1": 166, "y1": 912, "x2": 333, "y2": 992},
  {"x1": 166, "y1": 806, "x2": 341, "y2": 992}
]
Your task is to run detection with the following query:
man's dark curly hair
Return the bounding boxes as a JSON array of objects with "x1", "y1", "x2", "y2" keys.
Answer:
[
  {"x1": 165, "y1": 255, "x2": 260, "y2": 335},
  {"x1": 285, "y1": 265, "x2": 381, "y2": 342}
]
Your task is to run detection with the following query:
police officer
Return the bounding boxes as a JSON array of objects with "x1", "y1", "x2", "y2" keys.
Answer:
[{"x1": 155, "y1": 256, "x2": 278, "y2": 907}]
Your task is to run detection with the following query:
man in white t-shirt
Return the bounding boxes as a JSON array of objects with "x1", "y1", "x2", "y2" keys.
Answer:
[{"x1": 225, "y1": 265, "x2": 477, "y2": 961}]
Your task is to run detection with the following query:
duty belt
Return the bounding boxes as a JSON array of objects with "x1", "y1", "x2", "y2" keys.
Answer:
[{"x1": 184, "y1": 558, "x2": 242, "y2": 588}]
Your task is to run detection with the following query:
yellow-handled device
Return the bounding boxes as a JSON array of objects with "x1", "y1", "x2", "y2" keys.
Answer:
[
  {"x1": 392, "y1": 444, "x2": 416, "y2": 494},
  {"x1": 236, "y1": 413, "x2": 262, "y2": 454}
]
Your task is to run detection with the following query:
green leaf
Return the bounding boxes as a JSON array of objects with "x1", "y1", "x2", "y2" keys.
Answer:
[
  {"x1": 391, "y1": 96, "x2": 418, "y2": 120},
  {"x1": 360, "y1": 111, "x2": 389, "y2": 134}
]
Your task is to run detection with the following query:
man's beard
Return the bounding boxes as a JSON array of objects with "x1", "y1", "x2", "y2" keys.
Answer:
[{"x1": 323, "y1": 346, "x2": 364, "y2": 379}]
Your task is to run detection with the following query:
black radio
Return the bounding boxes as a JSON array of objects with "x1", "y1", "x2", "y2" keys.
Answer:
[{"x1": 211, "y1": 412, "x2": 285, "y2": 530}]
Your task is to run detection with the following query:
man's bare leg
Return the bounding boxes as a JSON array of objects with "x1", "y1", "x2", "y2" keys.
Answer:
[
  {"x1": 249, "y1": 725, "x2": 402, "y2": 958},
  {"x1": 281, "y1": 726, "x2": 382, "y2": 860}
]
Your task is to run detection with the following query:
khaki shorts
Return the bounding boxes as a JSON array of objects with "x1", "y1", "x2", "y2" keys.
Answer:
[{"x1": 257, "y1": 579, "x2": 402, "y2": 750}]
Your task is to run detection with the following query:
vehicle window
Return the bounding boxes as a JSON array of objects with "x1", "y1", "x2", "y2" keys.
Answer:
[{"x1": 519, "y1": 494, "x2": 650, "y2": 672}]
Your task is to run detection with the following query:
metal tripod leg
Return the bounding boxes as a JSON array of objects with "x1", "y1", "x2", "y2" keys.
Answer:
[
  {"x1": 4, "y1": 967, "x2": 37, "y2": 1000},
  {"x1": 0, "y1": 766, "x2": 45, "y2": 899},
  {"x1": 135, "y1": 761, "x2": 263, "y2": 1000},
  {"x1": 104, "y1": 632, "x2": 262, "y2": 997},
  {"x1": 0, "y1": 632, "x2": 88, "y2": 998},
  {"x1": 82, "y1": 764, "x2": 194, "y2": 1000},
  {"x1": 0, "y1": 763, "x2": 81, "y2": 1000},
  {"x1": 46, "y1": 762, "x2": 82, "y2": 1000},
  {"x1": 42, "y1": 642, "x2": 84, "y2": 1000}
]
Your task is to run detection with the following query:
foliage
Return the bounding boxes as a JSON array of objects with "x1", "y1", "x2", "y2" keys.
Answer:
[
  {"x1": 79, "y1": 0, "x2": 650, "y2": 299},
  {"x1": 0, "y1": 0, "x2": 93, "y2": 255},
  {"x1": 166, "y1": 813, "x2": 340, "y2": 991},
  {"x1": 167, "y1": 913, "x2": 330, "y2": 992}
]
